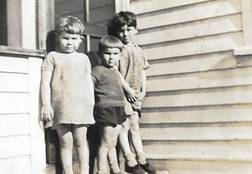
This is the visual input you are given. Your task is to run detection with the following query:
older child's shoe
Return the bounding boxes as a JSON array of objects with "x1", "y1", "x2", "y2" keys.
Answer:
[
  {"x1": 125, "y1": 164, "x2": 145, "y2": 174},
  {"x1": 140, "y1": 162, "x2": 156, "y2": 174}
]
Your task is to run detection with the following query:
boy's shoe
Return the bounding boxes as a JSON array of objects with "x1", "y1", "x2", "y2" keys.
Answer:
[
  {"x1": 125, "y1": 164, "x2": 145, "y2": 174},
  {"x1": 140, "y1": 162, "x2": 156, "y2": 174}
]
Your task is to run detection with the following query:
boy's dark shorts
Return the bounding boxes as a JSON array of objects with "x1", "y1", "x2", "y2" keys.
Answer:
[{"x1": 94, "y1": 105, "x2": 127, "y2": 127}]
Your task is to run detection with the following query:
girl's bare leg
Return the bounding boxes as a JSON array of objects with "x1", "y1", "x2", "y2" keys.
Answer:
[
  {"x1": 73, "y1": 125, "x2": 89, "y2": 174},
  {"x1": 56, "y1": 126, "x2": 74, "y2": 174}
]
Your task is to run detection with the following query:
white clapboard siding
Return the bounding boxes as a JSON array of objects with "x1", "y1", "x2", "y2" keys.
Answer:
[
  {"x1": 143, "y1": 140, "x2": 252, "y2": 161},
  {"x1": 141, "y1": 105, "x2": 252, "y2": 124},
  {"x1": 143, "y1": 32, "x2": 243, "y2": 60},
  {"x1": 144, "y1": 86, "x2": 252, "y2": 108},
  {"x1": 0, "y1": 73, "x2": 28, "y2": 92},
  {"x1": 0, "y1": 56, "x2": 28, "y2": 73},
  {"x1": 147, "y1": 51, "x2": 236, "y2": 76},
  {"x1": 0, "y1": 93, "x2": 29, "y2": 114},
  {"x1": 0, "y1": 114, "x2": 30, "y2": 136},
  {"x1": 0, "y1": 156, "x2": 31, "y2": 174},
  {"x1": 140, "y1": 125, "x2": 252, "y2": 141},
  {"x1": 0, "y1": 135, "x2": 30, "y2": 159},
  {"x1": 136, "y1": 0, "x2": 241, "y2": 30},
  {"x1": 147, "y1": 67, "x2": 252, "y2": 92},
  {"x1": 130, "y1": 0, "x2": 213, "y2": 15},
  {"x1": 137, "y1": 14, "x2": 242, "y2": 45},
  {"x1": 148, "y1": 160, "x2": 252, "y2": 174}
]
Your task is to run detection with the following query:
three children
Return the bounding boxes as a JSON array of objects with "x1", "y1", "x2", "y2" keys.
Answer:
[{"x1": 41, "y1": 11, "x2": 155, "y2": 174}]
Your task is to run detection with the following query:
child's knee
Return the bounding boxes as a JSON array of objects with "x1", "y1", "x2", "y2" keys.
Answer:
[
  {"x1": 129, "y1": 112, "x2": 140, "y2": 131},
  {"x1": 59, "y1": 137, "x2": 73, "y2": 149}
]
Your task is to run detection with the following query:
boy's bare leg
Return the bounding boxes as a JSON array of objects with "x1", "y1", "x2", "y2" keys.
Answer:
[
  {"x1": 56, "y1": 126, "x2": 74, "y2": 174},
  {"x1": 129, "y1": 111, "x2": 157, "y2": 174},
  {"x1": 97, "y1": 126, "x2": 114, "y2": 174},
  {"x1": 73, "y1": 126, "x2": 89, "y2": 174},
  {"x1": 108, "y1": 125, "x2": 121, "y2": 173},
  {"x1": 129, "y1": 112, "x2": 146, "y2": 164},
  {"x1": 119, "y1": 118, "x2": 138, "y2": 167}
]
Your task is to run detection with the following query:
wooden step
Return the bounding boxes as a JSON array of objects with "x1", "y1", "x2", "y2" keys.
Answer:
[
  {"x1": 141, "y1": 105, "x2": 252, "y2": 124},
  {"x1": 143, "y1": 140, "x2": 252, "y2": 161},
  {"x1": 140, "y1": 124, "x2": 252, "y2": 141},
  {"x1": 147, "y1": 159, "x2": 252, "y2": 174},
  {"x1": 143, "y1": 86, "x2": 252, "y2": 108},
  {"x1": 147, "y1": 67, "x2": 252, "y2": 92}
]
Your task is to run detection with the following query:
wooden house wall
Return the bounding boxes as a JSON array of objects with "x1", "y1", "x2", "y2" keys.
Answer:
[{"x1": 130, "y1": 0, "x2": 252, "y2": 173}]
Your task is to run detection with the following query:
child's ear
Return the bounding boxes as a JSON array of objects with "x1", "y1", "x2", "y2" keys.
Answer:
[{"x1": 81, "y1": 34, "x2": 85, "y2": 40}]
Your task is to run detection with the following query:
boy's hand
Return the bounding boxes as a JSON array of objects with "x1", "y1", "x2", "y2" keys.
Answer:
[
  {"x1": 41, "y1": 106, "x2": 54, "y2": 122},
  {"x1": 126, "y1": 89, "x2": 138, "y2": 103}
]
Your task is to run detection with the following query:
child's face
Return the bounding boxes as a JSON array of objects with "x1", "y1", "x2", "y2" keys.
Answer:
[
  {"x1": 101, "y1": 47, "x2": 121, "y2": 68},
  {"x1": 117, "y1": 25, "x2": 137, "y2": 44},
  {"x1": 57, "y1": 31, "x2": 82, "y2": 53}
]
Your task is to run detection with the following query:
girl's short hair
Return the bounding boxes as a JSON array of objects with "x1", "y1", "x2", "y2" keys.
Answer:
[
  {"x1": 55, "y1": 16, "x2": 85, "y2": 35},
  {"x1": 99, "y1": 36, "x2": 123, "y2": 52}
]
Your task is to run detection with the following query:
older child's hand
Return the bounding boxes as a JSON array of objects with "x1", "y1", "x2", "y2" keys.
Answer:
[{"x1": 41, "y1": 106, "x2": 54, "y2": 122}]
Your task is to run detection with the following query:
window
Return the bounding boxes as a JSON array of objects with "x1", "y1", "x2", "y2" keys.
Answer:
[{"x1": 0, "y1": 0, "x2": 7, "y2": 45}]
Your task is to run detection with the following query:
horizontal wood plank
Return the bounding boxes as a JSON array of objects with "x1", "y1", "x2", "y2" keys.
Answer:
[
  {"x1": 0, "y1": 114, "x2": 30, "y2": 137},
  {"x1": 143, "y1": 32, "x2": 243, "y2": 60},
  {"x1": 0, "y1": 56, "x2": 28, "y2": 73},
  {"x1": 148, "y1": 159, "x2": 252, "y2": 174},
  {"x1": 144, "y1": 86, "x2": 252, "y2": 108},
  {"x1": 0, "y1": 73, "x2": 28, "y2": 92},
  {"x1": 140, "y1": 125, "x2": 252, "y2": 141},
  {"x1": 143, "y1": 140, "x2": 252, "y2": 161},
  {"x1": 137, "y1": 14, "x2": 242, "y2": 45},
  {"x1": 0, "y1": 93, "x2": 29, "y2": 114},
  {"x1": 130, "y1": 0, "x2": 212, "y2": 15},
  {"x1": 136, "y1": 0, "x2": 241, "y2": 29},
  {"x1": 147, "y1": 67, "x2": 252, "y2": 92},
  {"x1": 0, "y1": 135, "x2": 30, "y2": 158},
  {"x1": 0, "y1": 156, "x2": 31, "y2": 173},
  {"x1": 147, "y1": 51, "x2": 236, "y2": 76},
  {"x1": 141, "y1": 105, "x2": 252, "y2": 124}
]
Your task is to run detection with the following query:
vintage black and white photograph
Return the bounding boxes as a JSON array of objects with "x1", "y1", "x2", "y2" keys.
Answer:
[{"x1": 0, "y1": 0, "x2": 252, "y2": 174}]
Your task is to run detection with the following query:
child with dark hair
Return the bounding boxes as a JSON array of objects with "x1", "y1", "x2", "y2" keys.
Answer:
[{"x1": 107, "y1": 11, "x2": 157, "y2": 174}]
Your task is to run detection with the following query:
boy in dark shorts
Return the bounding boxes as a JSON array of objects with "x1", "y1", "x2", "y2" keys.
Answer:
[{"x1": 92, "y1": 35, "x2": 137, "y2": 174}]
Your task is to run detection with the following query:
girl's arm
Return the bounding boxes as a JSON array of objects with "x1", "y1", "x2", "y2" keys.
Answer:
[{"x1": 41, "y1": 70, "x2": 54, "y2": 122}]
